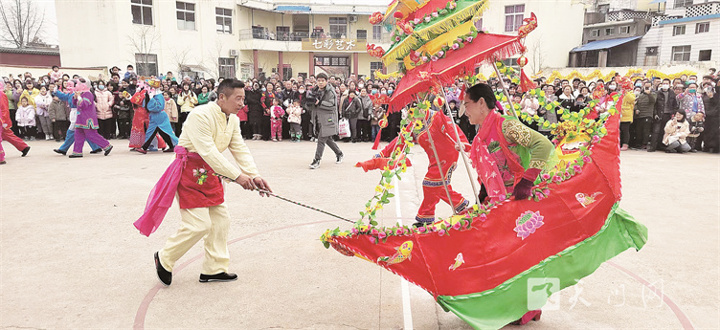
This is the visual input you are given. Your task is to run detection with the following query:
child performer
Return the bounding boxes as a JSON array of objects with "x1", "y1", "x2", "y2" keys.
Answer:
[
  {"x1": 15, "y1": 96, "x2": 36, "y2": 140},
  {"x1": 0, "y1": 80, "x2": 31, "y2": 162},
  {"x1": 139, "y1": 79, "x2": 178, "y2": 153}
]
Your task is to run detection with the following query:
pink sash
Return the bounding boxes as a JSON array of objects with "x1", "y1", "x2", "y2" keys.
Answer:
[
  {"x1": 133, "y1": 146, "x2": 188, "y2": 236},
  {"x1": 471, "y1": 111, "x2": 508, "y2": 202}
]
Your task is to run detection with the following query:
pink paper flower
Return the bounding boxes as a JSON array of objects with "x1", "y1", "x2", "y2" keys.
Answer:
[
  {"x1": 553, "y1": 175, "x2": 562, "y2": 183},
  {"x1": 431, "y1": 55, "x2": 439, "y2": 61},
  {"x1": 351, "y1": 228, "x2": 359, "y2": 235},
  {"x1": 417, "y1": 227, "x2": 426, "y2": 233},
  {"x1": 421, "y1": 56, "x2": 428, "y2": 62},
  {"x1": 377, "y1": 231, "x2": 387, "y2": 239},
  {"x1": 543, "y1": 189, "x2": 550, "y2": 195},
  {"x1": 437, "y1": 50, "x2": 444, "y2": 57},
  {"x1": 573, "y1": 165, "x2": 582, "y2": 173},
  {"x1": 396, "y1": 229, "x2": 403, "y2": 235},
  {"x1": 453, "y1": 222, "x2": 461, "y2": 230},
  {"x1": 466, "y1": 37, "x2": 473, "y2": 43},
  {"x1": 583, "y1": 156, "x2": 592, "y2": 163},
  {"x1": 592, "y1": 135, "x2": 600, "y2": 143},
  {"x1": 479, "y1": 214, "x2": 487, "y2": 222},
  {"x1": 432, "y1": 12, "x2": 439, "y2": 17},
  {"x1": 395, "y1": 36, "x2": 401, "y2": 42},
  {"x1": 451, "y1": 43, "x2": 459, "y2": 50},
  {"x1": 438, "y1": 229, "x2": 446, "y2": 236},
  {"x1": 371, "y1": 229, "x2": 379, "y2": 235},
  {"x1": 413, "y1": 18, "x2": 421, "y2": 24},
  {"x1": 456, "y1": 38, "x2": 463, "y2": 43},
  {"x1": 424, "y1": 16, "x2": 431, "y2": 22},
  {"x1": 541, "y1": 173, "x2": 550, "y2": 180},
  {"x1": 514, "y1": 211, "x2": 545, "y2": 240}
]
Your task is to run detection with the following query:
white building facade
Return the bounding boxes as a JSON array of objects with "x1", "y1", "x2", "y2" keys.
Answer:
[
  {"x1": 636, "y1": 0, "x2": 720, "y2": 67},
  {"x1": 54, "y1": 0, "x2": 585, "y2": 80}
]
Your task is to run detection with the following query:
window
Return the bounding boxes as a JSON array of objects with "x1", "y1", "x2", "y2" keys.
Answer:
[
  {"x1": 591, "y1": 29, "x2": 599, "y2": 37},
  {"x1": 605, "y1": 28, "x2": 615, "y2": 36},
  {"x1": 176, "y1": 2, "x2": 195, "y2": 30},
  {"x1": 699, "y1": 50, "x2": 712, "y2": 61},
  {"x1": 598, "y1": 4, "x2": 609, "y2": 13},
  {"x1": 131, "y1": 0, "x2": 153, "y2": 25},
  {"x1": 356, "y1": 29, "x2": 367, "y2": 39},
  {"x1": 329, "y1": 17, "x2": 348, "y2": 38},
  {"x1": 135, "y1": 53, "x2": 158, "y2": 76},
  {"x1": 674, "y1": 0, "x2": 693, "y2": 8},
  {"x1": 696, "y1": 22, "x2": 710, "y2": 34},
  {"x1": 504, "y1": 5, "x2": 525, "y2": 32},
  {"x1": 475, "y1": 17, "x2": 483, "y2": 31},
  {"x1": 370, "y1": 61, "x2": 383, "y2": 72},
  {"x1": 619, "y1": 26, "x2": 630, "y2": 34},
  {"x1": 276, "y1": 26, "x2": 290, "y2": 41},
  {"x1": 314, "y1": 56, "x2": 348, "y2": 66},
  {"x1": 646, "y1": 46, "x2": 658, "y2": 56},
  {"x1": 218, "y1": 58, "x2": 235, "y2": 78},
  {"x1": 672, "y1": 25, "x2": 685, "y2": 36},
  {"x1": 372, "y1": 25, "x2": 382, "y2": 40},
  {"x1": 240, "y1": 63, "x2": 253, "y2": 80},
  {"x1": 293, "y1": 15, "x2": 310, "y2": 39},
  {"x1": 671, "y1": 45, "x2": 691, "y2": 61},
  {"x1": 216, "y1": 7, "x2": 232, "y2": 34}
]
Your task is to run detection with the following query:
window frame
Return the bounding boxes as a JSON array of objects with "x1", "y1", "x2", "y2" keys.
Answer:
[
  {"x1": 329, "y1": 17, "x2": 348, "y2": 38},
  {"x1": 619, "y1": 26, "x2": 630, "y2": 34},
  {"x1": 218, "y1": 57, "x2": 236, "y2": 79},
  {"x1": 504, "y1": 4, "x2": 525, "y2": 32},
  {"x1": 372, "y1": 25, "x2": 382, "y2": 40},
  {"x1": 135, "y1": 53, "x2": 158, "y2": 76},
  {"x1": 671, "y1": 45, "x2": 691, "y2": 61},
  {"x1": 672, "y1": 25, "x2": 686, "y2": 36},
  {"x1": 590, "y1": 29, "x2": 600, "y2": 37},
  {"x1": 215, "y1": 7, "x2": 232, "y2": 34},
  {"x1": 131, "y1": 0, "x2": 153, "y2": 26},
  {"x1": 695, "y1": 22, "x2": 709, "y2": 34},
  {"x1": 176, "y1": 1, "x2": 196, "y2": 31},
  {"x1": 698, "y1": 49, "x2": 712, "y2": 61},
  {"x1": 605, "y1": 27, "x2": 615, "y2": 36},
  {"x1": 674, "y1": 0, "x2": 693, "y2": 9},
  {"x1": 356, "y1": 29, "x2": 367, "y2": 40}
]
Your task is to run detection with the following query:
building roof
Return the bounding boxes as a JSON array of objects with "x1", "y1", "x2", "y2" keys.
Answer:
[
  {"x1": 571, "y1": 36, "x2": 642, "y2": 52},
  {"x1": 584, "y1": 19, "x2": 639, "y2": 29},
  {"x1": 658, "y1": 13, "x2": 720, "y2": 25},
  {"x1": 0, "y1": 47, "x2": 60, "y2": 56}
]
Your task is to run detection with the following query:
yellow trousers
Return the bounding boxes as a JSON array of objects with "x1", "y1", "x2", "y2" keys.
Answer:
[{"x1": 159, "y1": 204, "x2": 230, "y2": 275}]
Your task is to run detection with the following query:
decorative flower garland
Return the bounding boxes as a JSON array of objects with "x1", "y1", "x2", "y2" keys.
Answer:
[{"x1": 321, "y1": 75, "x2": 619, "y2": 247}]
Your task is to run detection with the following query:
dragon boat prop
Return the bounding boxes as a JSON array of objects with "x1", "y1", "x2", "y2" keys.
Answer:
[{"x1": 322, "y1": 1, "x2": 648, "y2": 329}]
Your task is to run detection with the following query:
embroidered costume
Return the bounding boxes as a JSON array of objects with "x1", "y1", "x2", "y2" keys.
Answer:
[
  {"x1": 55, "y1": 86, "x2": 112, "y2": 157},
  {"x1": 1, "y1": 82, "x2": 30, "y2": 163},
  {"x1": 359, "y1": 110, "x2": 469, "y2": 223},
  {"x1": 270, "y1": 105, "x2": 285, "y2": 141},
  {"x1": 142, "y1": 91, "x2": 178, "y2": 152}
]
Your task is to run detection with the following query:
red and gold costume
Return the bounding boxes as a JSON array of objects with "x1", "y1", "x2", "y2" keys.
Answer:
[{"x1": 359, "y1": 110, "x2": 470, "y2": 223}]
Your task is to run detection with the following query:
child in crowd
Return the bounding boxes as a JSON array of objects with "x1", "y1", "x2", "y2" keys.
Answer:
[
  {"x1": 34, "y1": 85, "x2": 53, "y2": 140},
  {"x1": 163, "y1": 91, "x2": 178, "y2": 133},
  {"x1": 48, "y1": 94, "x2": 69, "y2": 141},
  {"x1": 114, "y1": 91, "x2": 132, "y2": 139},
  {"x1": 16, "y1": 97, "x2": 36, "y2": 140},
  {"x1": 270, "y1": 98, "x2": 285, "y2": 141},
  {"x1": 286, "y1": 98, "x2": 303, "y2": 142},
  {"x1": 371, "y1": 103, "x2": 385, "y2": 142}
]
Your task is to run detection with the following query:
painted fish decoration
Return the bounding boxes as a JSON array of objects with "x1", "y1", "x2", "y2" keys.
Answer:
[
  {"x1": 449, "y1": 253, "x2": 465, "y2": 271},
  {"x1": 378, "y1": 241, "x2": 413, "y2": 265}
]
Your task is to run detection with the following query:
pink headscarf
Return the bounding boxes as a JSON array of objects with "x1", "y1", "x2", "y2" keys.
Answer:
[{"x1": 74, "y1": 82, "x2": 90, "y2": 93}]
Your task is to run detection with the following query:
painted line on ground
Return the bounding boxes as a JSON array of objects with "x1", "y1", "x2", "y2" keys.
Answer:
[
  {"x1": 607, "y1": 261, "x2": 694, "y2": 330},
  {"x1": 133, "y1": 219, "x2": 337, "y2": 330},
  {"x1": 394, "y1": 177, "x2": 414, "y2": 330}
]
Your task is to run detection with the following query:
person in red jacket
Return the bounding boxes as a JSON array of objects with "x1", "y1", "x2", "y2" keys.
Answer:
[
  {"x1": 357, "y1": 106, "x2": 470, "y2": 225},
  {"x1": 0, "y1": 80, "x2": 30, "y2": 164}
]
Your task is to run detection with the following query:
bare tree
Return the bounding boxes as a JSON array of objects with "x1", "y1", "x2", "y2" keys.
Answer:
[
  {"x1": 529, "y1": 36, "x2": 545, "y2": 76},
  {"x1": 198, "y1": 38, "x2": 225, "y2": 79},
  {"x1": 127, "y1": 26, "x2": 161, "y2": 77},
  {"x1": 0, "y1": 0, "x2": 46, "y2": 48},
  {"x1": 169, "y1": 46, "x2": 193, "y2": 76}
]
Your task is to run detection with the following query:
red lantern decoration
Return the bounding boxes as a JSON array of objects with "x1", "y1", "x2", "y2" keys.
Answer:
[{"x1": 516, "y1": 56, "x2": 529, "y2": 67}]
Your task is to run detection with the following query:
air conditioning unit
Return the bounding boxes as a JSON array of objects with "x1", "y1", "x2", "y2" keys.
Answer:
[
  {"x1": 348, "y1": 15, "x2": 358, "y2": 23},
  {"x1": 229, "y1": 49, "x2": 239, "y2": 57}
]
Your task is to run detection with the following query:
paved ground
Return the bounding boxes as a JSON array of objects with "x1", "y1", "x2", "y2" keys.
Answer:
[{"x1": 0, "y1": 139, "x2": 718, "y2": 329}]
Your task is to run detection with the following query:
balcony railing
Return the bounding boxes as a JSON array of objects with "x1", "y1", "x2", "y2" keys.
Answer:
[
  {"x1": 240, "y1": 27, "x2": 392, "y2": 44},
  {"x1": 686, "y1": 1, "x2": 720, "y2": 17}
]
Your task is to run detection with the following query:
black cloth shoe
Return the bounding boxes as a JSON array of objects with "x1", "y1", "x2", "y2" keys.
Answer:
[
  {"x1": 68, "y1": 154, "x2": 83, "y2": 158},
  {"x1": 336, "y1": 153, "x2": 344, "y2": 164},
  {"x1": 53, "y1": 149, "x2": 67, "y2": 155},
  {"x1": 90, "y1": 148, "x2": 102, "y2": 154},
  {"x1": 21, "y1": 146, "x2": 30, "y2": 157},
  {"x1": 104, "y1": 145, "x2": 113, "y2": 156},
  {"x1": 309, "y1": 159, "x2": 320, "y2": 169},
  {"x1": 199, "y1": 272, "x2": 237, "y2": 283},
  {"x1": 154, "y1": 251, "x2": 172, "y2": 286}
]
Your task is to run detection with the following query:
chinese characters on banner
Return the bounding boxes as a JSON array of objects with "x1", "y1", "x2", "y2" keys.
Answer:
[{"x1": 305, "y1": 38, "x2": 359, "y2": 51}]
